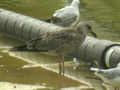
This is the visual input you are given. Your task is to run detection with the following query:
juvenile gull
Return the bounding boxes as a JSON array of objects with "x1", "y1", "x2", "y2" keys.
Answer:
[
  {"x1": 12, "y1": 22, "x2": 97, "y2": 75},
  {"x1": 46, "y1": 0, "x2": 80, "y2": 27},
  {"x1": 91, "y1": 63, "x2": 120, "y2": 90}
]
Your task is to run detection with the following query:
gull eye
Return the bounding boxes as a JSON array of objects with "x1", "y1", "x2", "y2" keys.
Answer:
[{"x1": 86, "y1": 24, "x2": 92, "y2": 30}]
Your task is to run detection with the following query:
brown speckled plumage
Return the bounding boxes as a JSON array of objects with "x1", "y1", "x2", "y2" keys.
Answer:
[{"x1": 12, "y1": 22, "x2": 97, "y2": 75}]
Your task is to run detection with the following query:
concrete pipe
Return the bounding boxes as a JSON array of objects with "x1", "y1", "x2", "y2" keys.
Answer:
[
  {"x1": 0, "y1": 8, "x2": 120, "y2": 68},
  {"x1": 0, "y1": 8, "x2": 63, "y2": 41},
  {"x1": 71, "y1": 37, "x2": 120, "y2": 68}
]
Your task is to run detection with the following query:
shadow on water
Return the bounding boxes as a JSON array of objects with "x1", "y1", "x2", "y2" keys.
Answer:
[{"x1": 0, "y1": 0, "x2": 120, "y2": 90}]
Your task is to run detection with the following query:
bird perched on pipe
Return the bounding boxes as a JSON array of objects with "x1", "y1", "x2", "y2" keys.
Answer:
[
  {"x1": 91, "y1": 63, "x2": 120, "y2": 90},
  {"x1": 12, "y1": 22, "x2": 97, "y2": 75},
  {"x1": 46, "y1": 0, "x2": 80, "y2": 27}
]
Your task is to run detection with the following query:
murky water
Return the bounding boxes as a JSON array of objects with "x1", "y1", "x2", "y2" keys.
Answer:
[
  {"x1": 0, "y1": 0, "x2": 120, "y2": 90},
  {"x1": 81, "y1": 0, "x2": 120, "y2": 41}
]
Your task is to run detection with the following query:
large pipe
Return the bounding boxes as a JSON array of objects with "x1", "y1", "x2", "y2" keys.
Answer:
[
  {"x1": 71, "y1": 37, "x2": 120, "y2": 68},
  {"x1": 0, "y1": 8, "x2": 120, "y2": 68},
  {"x1": 0, "y1": 8, "x2": 64, "y2": 41}
]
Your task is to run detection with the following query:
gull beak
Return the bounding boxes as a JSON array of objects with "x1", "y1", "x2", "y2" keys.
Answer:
[
  {"x1": 86, "y1": 23, "x2": 97, "y2": 38},
  {"x1": 90, "y1": 31, "x2": 97, "y2": 38}
]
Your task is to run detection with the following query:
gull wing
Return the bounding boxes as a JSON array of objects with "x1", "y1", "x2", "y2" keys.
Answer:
[{"x1": 53, "y1": 6, "x2": 79, "y2": 26}]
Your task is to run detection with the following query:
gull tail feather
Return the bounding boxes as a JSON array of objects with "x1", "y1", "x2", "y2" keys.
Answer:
[
  {"x1": 10, "y1": 45, "x2": 49, "y2": 52},
  {"x1": 90, "y1": 67, "x2": 104, "y2": 73},
  {"x1": 10, "y1": 45, "x2": 28, "y2": 51},
  {"x1": 91, "y1": 67, "x2": 99, "y2": 71},
  {"x1": 44, "y1": 18, "x2": 51, "y2": 23}
]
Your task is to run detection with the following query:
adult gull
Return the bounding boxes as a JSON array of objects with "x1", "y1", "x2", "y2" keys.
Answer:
[{"x1": 46, "y1": 0, "x2": 80, "y2": 27}]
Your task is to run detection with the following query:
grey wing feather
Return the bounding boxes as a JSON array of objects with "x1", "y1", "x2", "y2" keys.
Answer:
[
  {"x1": 102, "y1": 68, "x2": 120, "y2": 79},
  {"x1": 53, "y1": 7, "x2": 78, "y2": 26}
]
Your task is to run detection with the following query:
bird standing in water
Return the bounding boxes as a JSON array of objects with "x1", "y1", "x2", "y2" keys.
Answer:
[
  {"x1": 12, "y1": 22, "x2": 97, "y2": 75},
  {"x1": 91, "y1": 63, "x2": 120, "y2": 90},
  {"x1": 46, "y1": 0, "x2": 80, "y2": 27}
]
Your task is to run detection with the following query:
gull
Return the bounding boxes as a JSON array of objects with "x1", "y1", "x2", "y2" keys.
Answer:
[
  {"x1": 12, "y1": 22, "x2": 97, "y2": 75},
  {"x1": 91, "y1": 63, "x2": 120, "y2": 90},
  {"x1": 46, "y1": 0, "x2": 80, "y2": 27}
]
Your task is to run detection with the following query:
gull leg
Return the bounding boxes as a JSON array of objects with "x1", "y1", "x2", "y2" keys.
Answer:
[
  {"x1": 58, "y1": 60, "x2": 62, "y2": 75},
  {"x1": 58, "y1": 54, "x2": 65, "y2": 76},
  {"x1": 57, "y1": 54, "x2": 61, "y2": 75},
  {"x1": 62, "y1": 56, "x2": 65, "y2": 76}
]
